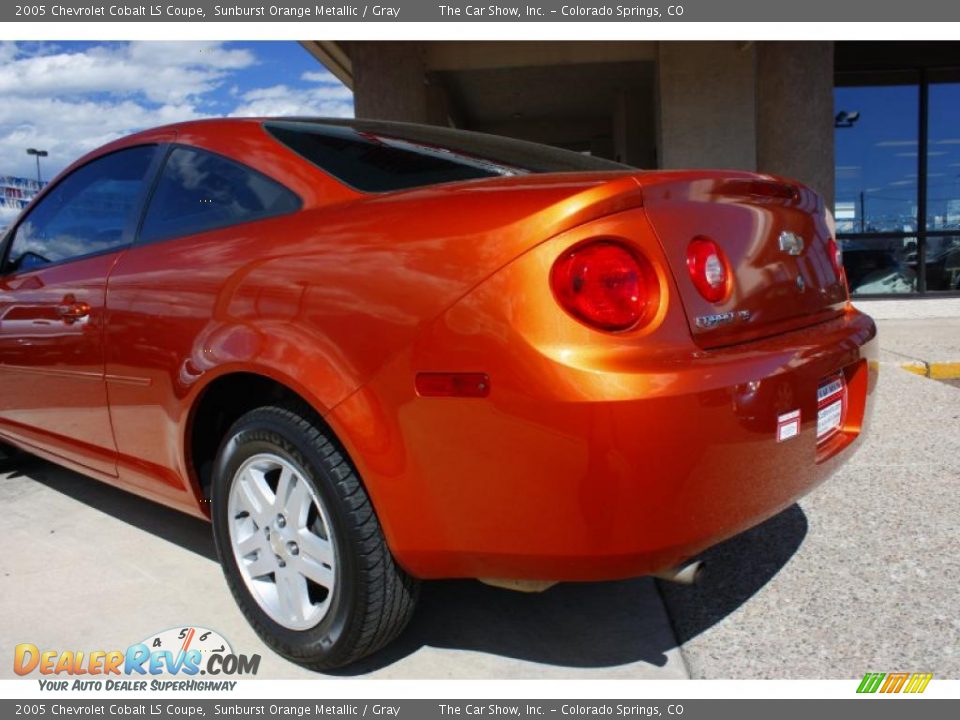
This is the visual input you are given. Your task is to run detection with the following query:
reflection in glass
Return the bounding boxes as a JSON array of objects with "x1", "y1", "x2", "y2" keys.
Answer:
[
  {"x1": 927, "y1": 82, "x2": 960, "y2": 232},
  {"x1": 840, "y1": 236, "x2": 918, "y2": 295},
  {"x1": 140, "y1": 147, "x2": 300, "y2": 244},
  {"x1": 6, "y1": 146, "x2": 155, "y2": 271},
  {"x1": 834, "y1": 84, "x2": 919, "y2": 234},
  {"x1": 924, "y1": 236, "x2": 960, "y2": 292}
]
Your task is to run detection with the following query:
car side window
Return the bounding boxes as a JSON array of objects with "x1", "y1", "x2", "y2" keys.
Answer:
[
  {"x1": 139, "y1": 146, "x2": 301, "y2": 244},
  {"x1": 4, "y1": 146, "x2": 156, "y2": 273}
]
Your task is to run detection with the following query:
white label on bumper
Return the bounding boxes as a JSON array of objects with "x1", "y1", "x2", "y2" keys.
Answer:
[
  {"x1": 817, "y1": 399, "x2": 843, "y2": 439},
  {"x1": 777, "y1": 409, "x2": 801, "y2": 442}
]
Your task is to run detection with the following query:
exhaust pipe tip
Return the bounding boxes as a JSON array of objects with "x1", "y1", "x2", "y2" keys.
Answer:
[{"x1": 652, "y1": 560, "x2": 704, "y2": 585}]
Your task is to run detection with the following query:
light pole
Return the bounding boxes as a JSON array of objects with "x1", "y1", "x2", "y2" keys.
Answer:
[{"x1": 26, "y1": 148, "x2": 48, "y2": 184}]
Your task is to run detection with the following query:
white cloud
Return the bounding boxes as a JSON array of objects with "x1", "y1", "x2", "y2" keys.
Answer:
[
  {"x1": 230, "y1": 81, "x2": 353, "y2": 119},
  {"x1": 0, "y1": 41, "x2": 353, "y2": 181},
  {"x1": 0, "y1": 96, "x2": 207, "y2": 179},
  {"x1": 301, "y1": 70, "x2": 334, "y2": 83},
  {"x1": 127, "y1": 41, "x2": 255, "y2": 71},
  {"x1": 0, "y1": 42, "x2": 256, "y2": 105}
]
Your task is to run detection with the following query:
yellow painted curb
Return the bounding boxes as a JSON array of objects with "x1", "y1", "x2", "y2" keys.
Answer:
[
  {"x1": 899, "y1": 361, "x2": 960, "y2": 379},
  {"x1": 900, "y1": 363, "x2": 928, "y2": 377},
  {"x1": 929, "y1": 362, "x2": 960, "y2": 380}
]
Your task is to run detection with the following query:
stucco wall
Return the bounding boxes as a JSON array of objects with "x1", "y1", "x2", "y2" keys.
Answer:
[
  {"x1": 351, "y1": 42, "x2": 432, "y2": 124},
  {"x1": 656, "y1": 42, "x2": 758, "y2": 171},
  {"x1": 756, "y1": 42, "x2": 835, "y2": 206}
]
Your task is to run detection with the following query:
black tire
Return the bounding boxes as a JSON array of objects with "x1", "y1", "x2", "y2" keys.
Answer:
[{"x1": 210, "y1": 404, "x2": 419, "y2": 670}]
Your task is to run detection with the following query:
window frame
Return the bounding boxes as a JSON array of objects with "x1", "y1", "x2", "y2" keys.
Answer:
[
  {"x1": 0, "y1": 144, "x2": 164, "y2": 276},
  {"x1": 836, "y1": 66, "x2": 960, "y2": 299},
  {"x1": 133, "y1": 143, "x2": 303, "y2": 247}
]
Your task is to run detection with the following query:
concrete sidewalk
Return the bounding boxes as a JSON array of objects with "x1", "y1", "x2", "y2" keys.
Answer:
[
  {"x1": 857, "y1": 299, "x2": 960, "y2": 378},
  {"x1": 658, "y1": 364, "x2": 960, "y2": 678},
  {"x1": 872, "y1": 318, "x2": 960, "y2": 378}
]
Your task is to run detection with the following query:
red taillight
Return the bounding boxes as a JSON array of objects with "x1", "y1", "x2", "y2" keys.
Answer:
[
  {"x1": 415, "y1": 373, "x2": 490, "y2": 398},
  {"x1": 686, "y1": 237, "x2": 730, "y2": 303},
  {"x1": 550, "y1": 240, "x2": 657, "y2": 332},
  {"x1": 827, "y1": 237, "x2": 848, "y2": 292}
]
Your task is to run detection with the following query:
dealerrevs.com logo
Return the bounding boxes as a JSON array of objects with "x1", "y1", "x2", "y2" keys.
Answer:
[{"x1": 14, "y1": 626, "x2": 260, "y2": 691}]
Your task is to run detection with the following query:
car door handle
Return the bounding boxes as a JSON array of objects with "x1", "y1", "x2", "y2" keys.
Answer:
[{"x1": 56, "y1": 301, "x2": 91, "y2": 322}]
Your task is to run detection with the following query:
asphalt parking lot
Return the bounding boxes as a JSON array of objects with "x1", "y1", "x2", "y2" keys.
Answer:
[{"x1": 1, "y1": 318, "x2": 958, "y2": 680}]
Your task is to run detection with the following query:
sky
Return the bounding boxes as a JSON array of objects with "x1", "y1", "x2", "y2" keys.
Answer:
[{"x1": 0, "y1": 41, "x2": 353, "y2": 182}]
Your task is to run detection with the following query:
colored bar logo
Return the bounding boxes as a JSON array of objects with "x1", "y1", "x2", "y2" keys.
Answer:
[{"x1": 857, "y1": 672, "x2": 933, "y2": 694}]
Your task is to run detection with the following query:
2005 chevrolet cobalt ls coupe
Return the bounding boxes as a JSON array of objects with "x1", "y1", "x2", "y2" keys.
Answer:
[{"x1": 0, "y1": 118, "x2": 877, "y2": 668}]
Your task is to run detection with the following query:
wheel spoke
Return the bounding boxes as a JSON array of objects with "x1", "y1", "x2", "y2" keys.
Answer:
[
  {"x1": 244, "y1": 549, "x2": 276, "y2": 578},
  {"x1": 276, "y1": 566, "x2": 310, "y2": 622},
  {"x1": 234, "y1": 467, "x2": 274, "y2": 524},
  {"x1": 297, "y1": 528, "x2": 334, "y2": 568},
  {"x1": 274, "y1": 465, "x2": 294, "y2": 509},
  {"x1": 293, "y1": 554, "x2": 335, "y2": 590},
  {"x1": 236, "y1": 531, "x2": 266, "y2": 558},
  {"x1": 286, "y1": 475, "x2": 313, "y2": 528}
]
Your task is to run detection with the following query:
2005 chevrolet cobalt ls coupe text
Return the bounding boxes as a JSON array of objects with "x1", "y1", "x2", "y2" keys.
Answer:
[{"x1": 0, "y1": 118, "x2": 877, "y2": 668}]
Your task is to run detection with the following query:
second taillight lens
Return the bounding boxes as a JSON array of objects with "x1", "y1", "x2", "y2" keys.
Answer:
[
  {"x1": 827, "y1": 237, "x2": 848, "y2": 293},
  {"x1": 550, "y1": 240, "x2": 657, "y2": 332},
  {"x1": 686, "y1": 237, "x2": 731, "y2": 303}
]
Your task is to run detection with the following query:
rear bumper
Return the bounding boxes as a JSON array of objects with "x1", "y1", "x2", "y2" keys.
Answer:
[{"x1": 331, "y1": 307, "x2": 878, "y2": 582}]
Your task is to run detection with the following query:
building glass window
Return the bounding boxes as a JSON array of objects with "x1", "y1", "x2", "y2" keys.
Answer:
[
  {"x1": 926, "y1": 80, "x2": 960, "y2": 291},
  {"x1": 835, "y1": 84, "x2": 919, "y2": 236},
  {"x1": 840, "y1": 236, "x2": 918, "y2": 295},
  {"x1": 836, "y1": 68, "x2": 960, "y2": 296}
]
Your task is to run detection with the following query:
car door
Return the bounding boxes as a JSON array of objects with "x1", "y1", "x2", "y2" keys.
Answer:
[
  {"x1": 0, "y1": 145, "x2": 159, "y2": 476},
  {"x1": 102, "y1": 144, "x2": 302, "y2": 493}
]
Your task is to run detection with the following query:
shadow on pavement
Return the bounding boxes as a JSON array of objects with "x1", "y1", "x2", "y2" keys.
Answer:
[
  {"x1": 339, "y1": 577, "x2": 677, "y2": 673},
  {"x1": 338, "y1": 505, "x2": 809, "y2": 674},
  {"x1": 656, "y1": 504, "x2": 809, "y2": 644},
  {"x1": 4, "y1": 454, "x2": 807, "y2": 672},
  {"x1": 3, "y1": 452, "x2": 217, "y2": 562}
]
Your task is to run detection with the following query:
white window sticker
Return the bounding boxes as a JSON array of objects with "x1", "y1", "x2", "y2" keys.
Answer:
[
  {"x1": 817, "y1": 399, "x2": 844, "y2": 439},
  {"x1": 776, "y1": 409, "x2": 801, "y2": 442}
]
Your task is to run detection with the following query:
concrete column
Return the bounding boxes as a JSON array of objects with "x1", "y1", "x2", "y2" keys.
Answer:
[
  {"x1": 756, "y1": 42, "x2": 835, "y2": 207},
  {"x1": 613, "y1": 89, "x2": 657, "y2": 168},
  {"x1": 350, "y1": 42, "x2": 447, "y2": 125},
  {"x1": 656, "y1": 41, "x2": 758, "y2": 171}
]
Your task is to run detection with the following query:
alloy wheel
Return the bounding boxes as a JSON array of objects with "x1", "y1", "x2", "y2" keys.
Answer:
[{"x1": 227, "y1": 453, "x2": 337, "y2": 630}]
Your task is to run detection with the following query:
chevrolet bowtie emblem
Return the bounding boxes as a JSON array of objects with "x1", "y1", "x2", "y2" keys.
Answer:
[{"x1": 779, "y1": 231, "x2": 805, "y2": 255}]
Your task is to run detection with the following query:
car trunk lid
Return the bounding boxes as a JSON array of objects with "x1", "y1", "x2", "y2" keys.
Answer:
[{"x1": 636, "y1": 172, "x2": 848, "y2": 349}]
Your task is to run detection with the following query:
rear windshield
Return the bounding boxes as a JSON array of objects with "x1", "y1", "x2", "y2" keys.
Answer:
[{"x1": 264, "y1": 120, "x2": 629, "y2": 193}]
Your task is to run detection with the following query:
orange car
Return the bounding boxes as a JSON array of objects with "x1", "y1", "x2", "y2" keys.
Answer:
[{"x1": 0, "y1": 118, "x2": 877, "y2": 669}]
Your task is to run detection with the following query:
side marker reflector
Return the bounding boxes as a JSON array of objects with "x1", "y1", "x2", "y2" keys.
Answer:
[{"x1": 415, "y1": 373, "x2": 490, "y2": 398}]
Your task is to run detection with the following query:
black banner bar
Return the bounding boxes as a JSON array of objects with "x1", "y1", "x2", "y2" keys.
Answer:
[{"x1": 5, "y1": 0, "x2": 960, "y2": 22}]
